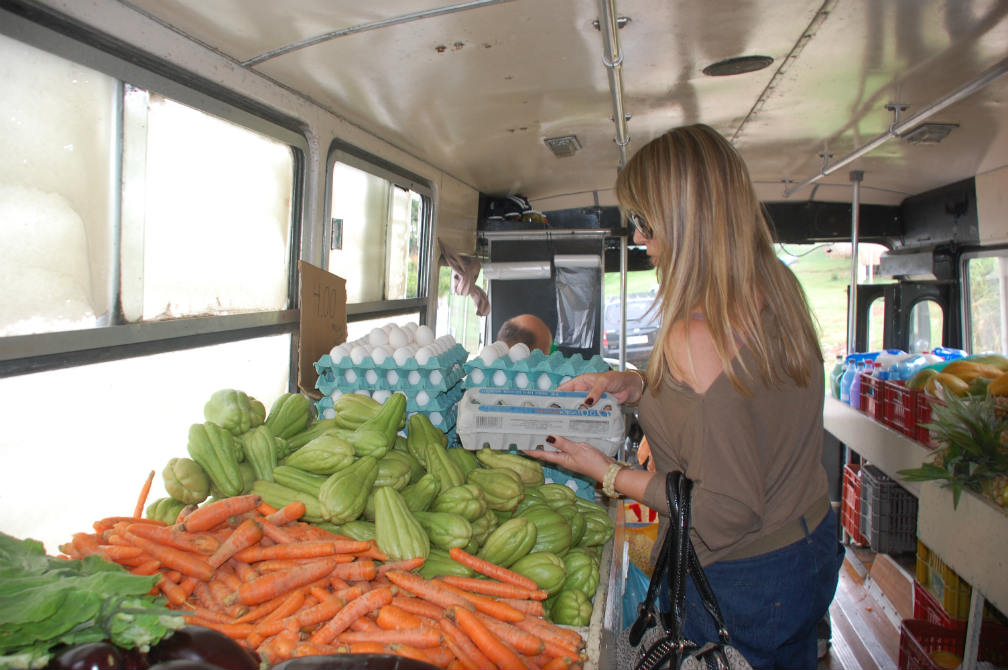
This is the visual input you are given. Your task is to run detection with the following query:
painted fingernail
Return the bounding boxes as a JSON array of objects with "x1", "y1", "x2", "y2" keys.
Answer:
[
  {"x1": 584, "y1": 397, "x2": 594, "y2": 406},
  {"x1": 545, "y1": 435, "x2": 556, "y2": 444}
]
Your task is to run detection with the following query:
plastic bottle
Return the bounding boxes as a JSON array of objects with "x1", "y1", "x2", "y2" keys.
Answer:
[
  {"x1": 849, "y1": 361, "x2": 863, "y2": 409},
  {"x1": 829, "y1": 355, "x2": 845, "y2": 399},
  {"x1": 932, "y1": 346, "x2": 968, "y2": 361},
  {"x1": 839, "y1": 357, "x2": 856, "y2": 404}
]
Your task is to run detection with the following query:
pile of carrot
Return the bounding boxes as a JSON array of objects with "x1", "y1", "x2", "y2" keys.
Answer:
[{"x1": 58, "y1": 471, "x2": 587, "y2": 670}]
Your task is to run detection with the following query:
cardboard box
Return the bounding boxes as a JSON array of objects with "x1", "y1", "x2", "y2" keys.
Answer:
[{"x1": 297, "y1": 260, "x2": 347, "y2": 399}]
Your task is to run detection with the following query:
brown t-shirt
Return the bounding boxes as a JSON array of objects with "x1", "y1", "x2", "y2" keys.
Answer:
[{"x1": 637, "y1": 309, "x2": 827, "y2": 566}]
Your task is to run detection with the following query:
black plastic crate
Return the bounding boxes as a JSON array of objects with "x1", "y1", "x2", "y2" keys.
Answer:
[{"x1": 859, "y1": 463, "x2": 918, "y2": 554}]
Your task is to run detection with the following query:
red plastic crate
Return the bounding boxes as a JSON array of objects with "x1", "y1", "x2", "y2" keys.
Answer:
[
  {"x1": 898, "y1": 618, "x2": 1008, "y2": 670},
  {"x1": 914, "y1": 580, "x2": 954, "y2": 628},
  {"x1": 858, "y1": 372, "x2": 886, "y2": 420},
  {"x1": 841, "y1": 463, "x2": 868, "y2": 545},
  {"x1": 885, "y1": 381, "x2": 919, "y2": 438},
  {"x1": 915, "y1": 393, "x2": 944, "y2": 448}
]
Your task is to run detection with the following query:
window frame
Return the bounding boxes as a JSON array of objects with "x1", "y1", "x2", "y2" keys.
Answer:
[
  {"x1": 0, "y1": 6, "x2": 308, "y2": 380},
  {"x1": 961, "y1": 244, "x2": 1008, "y2": 354},
  {"x1": 324, "y1": 139, "x2": 436, "y2": 326}
]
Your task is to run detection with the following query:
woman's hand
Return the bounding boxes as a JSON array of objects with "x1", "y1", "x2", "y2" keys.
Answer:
[
  {"x1": 558, "y1": 369, "x2": 646, "y2": 407},
  {"x1": 521, "y1": 435, "x2": 613, "y2": 482}
]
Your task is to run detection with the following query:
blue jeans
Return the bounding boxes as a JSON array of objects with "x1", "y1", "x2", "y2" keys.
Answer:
[{"x1": 662, "y1": 508, "x2": 844, "y2": 670}]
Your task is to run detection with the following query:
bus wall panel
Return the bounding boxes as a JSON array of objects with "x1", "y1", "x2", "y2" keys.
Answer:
[{"x1": 977, "y1": 166, "x2": 1008, "y2": 244}]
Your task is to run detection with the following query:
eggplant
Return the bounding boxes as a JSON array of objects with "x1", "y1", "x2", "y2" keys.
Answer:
[
  {"x1": 271, "y1": 654, "x2": 441, "y2": 670},
  {"x1": 48, "y1": 643, "x2": 122, "y2": 670},
  {"x1": 146, "y1": 626, "x2": 257, "y2": 670}
]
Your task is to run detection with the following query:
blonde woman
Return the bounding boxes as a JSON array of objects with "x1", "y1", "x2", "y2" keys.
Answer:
[{"x1": 523, "y1": 124, "x2": 842, "y2": 670}]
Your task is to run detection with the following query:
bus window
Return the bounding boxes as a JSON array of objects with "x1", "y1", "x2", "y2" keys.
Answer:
[
  {"x1": 908, "y1": 299, "x2": 944, "y2": 353},
  {"x1": 964, "y1": 251, "x2": 1008, "y2": 355},
  {"x1": 329, "y1": 162, "x2": 429, "y2": 305},
  {"x1": 867, "y1": 297, "x2": 886, "y2": 352},
  {"x1": 436, "y1": 265, "x2": 485, "y2": 354}
]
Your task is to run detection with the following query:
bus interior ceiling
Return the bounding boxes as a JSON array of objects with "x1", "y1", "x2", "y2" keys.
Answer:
[{"x1": 12, "y1": 0, "x2": 1007, "y2": 236}]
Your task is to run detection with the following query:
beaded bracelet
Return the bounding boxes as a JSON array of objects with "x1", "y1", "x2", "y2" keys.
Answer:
[{"x1": 602, "y1": 461, "x2": 628, "y2": 498}]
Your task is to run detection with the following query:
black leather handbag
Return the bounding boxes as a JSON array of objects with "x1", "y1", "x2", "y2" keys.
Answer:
[{"x1": 616, "y1": 472, "x2": 752, "y2": 670}]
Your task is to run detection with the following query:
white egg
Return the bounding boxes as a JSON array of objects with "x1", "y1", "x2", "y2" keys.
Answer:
[
  {"x1": 429, "y1": 412, "x2": 443, "y2": 426},
  {"x1": 344, "y1": 369, "x2": 358, "y2": 383},
  {"x1": 365, "y1": 369, "x2": 379, "y2": 385},
  {"x1": 414, "y1": 346, "x2": 433, "y2": 366},
  {"x1": 407, "y1": 370, "x2": 422, "y2": 385},
  {"x1": 393, "y1": 346, "x2": 413, "y2": 367},
  {"x1": 435, "y1": 335, "x2": 455, "y2": 350},
  {"x1": 494, "y1": 340, "x2": 510, "y2": 355},
  {"x1": 469, "y1": 368, "x2": 485, "y2": 384},
  {"x1": 350, "y1": 345, "x2": 369, "y2": 365},
  {"x1": 403, "y1": 322, "x2": 419, "y2": 333},
  {"x1": 329, "y1": 345, "x2": 348, "y2": 363},
  {"x1": 508, "y1": 342, "x2": 531, "y2": 361},
  {"x1": 321, "y1": 408, "x2": 336, "y2": 420},
  {"x1": 429, "y1": 370, "x2": 443, "y2": 385},
  {"x1": 372, "y1": 389, "x2": 392, "y2": 404},
  {"x1": 368, "y1": 328, "x2": 388, "y2": 346},
  {"x1": 386, "y1": 370, "x2": 400, "y2": 385},
  {"x1": 514, "y1": 372, "x2": 529, "y2": 388},
  {"x1": 537, "y1": 373, "x2": 552, "y2": 390},
  {"x1": 492, "y1": 370, "x2": 508, "y2": 386},
  {"x1": 329, "y1": 390, "x2": 343, "y2": 400},
  {"x1": 382, "y1": 322, "x2": 396, "y2": 331},
  {"x1": 387, "y1": 327, "x2": 408, "y2": 349},
  {"x1": 479, "y1": 347, "x2": 499, "y2": 365},
  {"x1": 416, "y1": 390, "x2": 430, "y2": 406},
  {"x1": 414, "y1": 325, "x2": 435, "y2": 346},
  {"x1": 370, "y1": 345, "x2": 390, "y2": 364}
]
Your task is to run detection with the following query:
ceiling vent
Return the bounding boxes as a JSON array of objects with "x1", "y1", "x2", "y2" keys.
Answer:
[
  {"x1": 901, "y1": 122, "x2": 959, "y2": 145},
  {"x1": 544, "y1": 135, "x2": 581, "y2": 158},
  {"x1": 702, "y1": 55, "x2": 773, "y2": 76}
]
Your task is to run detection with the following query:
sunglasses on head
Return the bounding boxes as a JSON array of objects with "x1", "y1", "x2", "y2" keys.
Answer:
[{"x1": 627, "y1": 211, "x2": 653, "y2": 239}]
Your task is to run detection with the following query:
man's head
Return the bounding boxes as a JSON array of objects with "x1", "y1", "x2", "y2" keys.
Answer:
[{"x1": 497, "y1": 314, "x2": 553, "y2": 354}]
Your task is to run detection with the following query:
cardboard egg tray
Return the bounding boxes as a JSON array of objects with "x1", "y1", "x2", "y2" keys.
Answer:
[
  {"x1": 463, "y1": 349, "x2": 610, "y2": 391},
  {"x1": 315, "y1": 383, "x2": 462, "y2": 431},
  {"x1": 456, "y1": 388, "x2": 624, "y2": 456},
  {"x1": 314, "y1": 345, "x2": 468, "y2": 395}
]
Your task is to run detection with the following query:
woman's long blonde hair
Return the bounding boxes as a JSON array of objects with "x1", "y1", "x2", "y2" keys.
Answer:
[{"x1": 616, "y1": 124, "x2": 822, "y2": 394}]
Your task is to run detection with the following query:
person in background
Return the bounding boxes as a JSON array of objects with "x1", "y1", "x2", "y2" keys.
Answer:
[
  {"x1": 497, "y1": 313, "x2": 554, "y2": 354},
  {"x1": 522, "y1": 123, "x2": 842, "y2": 670}
]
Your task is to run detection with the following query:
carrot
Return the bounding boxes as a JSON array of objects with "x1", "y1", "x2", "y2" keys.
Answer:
[
  {"x1": 384, "y1": 570, "x2": 473, "y2": 611},
  {"x1": 376, "y1": 603, "x2": 424, "y2": 630},
  {"x1": 265, "y1": 501, "x2": 306, "y2": 525},
  {"x1": 178, "y1": 575, "x2": 199, "y2": 598},
  {"x1": 157, "y1": 574, "x2": 187, "y2": 605},
  {"x1": 238, "y1": 558, "x2": 338, "y2": 606},
  {"x1": 440, "y1": 574, "x2": 546, "y2": 600},
  {"x1": 308, "y1": 586, "x2": 394, "y2": 645},
  {"x1": 439, "y1": 617, "x2": 495, "y2": 670},
  {"x1": 392, "y1": 595, "x2": 448, "y2": 620},
  {"x1": 350, "y1": 616, "x2": 382, "y2": 632},
  {"x1": 499, "y1": 597, "x2": 545, "y2": 617},
  {"x1": 228, "y1": 557, "x2": 260, "y2": 583},
  {"x1": 259, "y1": 519, "x2": 297, "y2": 545},
  {"x1": 453, "y1": 605, "x2": 528, "y2": 670},
  {"x1": 251, "y1": 555, "x2": 355, "y2": 572},
  {"x1": 234, "y1": 590, "x2": 295, "y2": 624},
  {"x1": 437, "y1": 579, "x2": 526, "y2": 622},
  {"x1": 339, "y1": 641, "x2": 385, "y2": 655},
  {"x1": 337, "y1": 627, "x2": 442, "y2": 648},
  {"x1": 291, "y1": 641, "x2": 343, "y2": 658},
  {"x1": 447, "y1": 548, "x2": 540, "y2": 591},
  {"x1": 207, "y1": 518, "x2": 263, "y2": 568},
  {"x1": 233, "y1": 538, "x2": 370, "y2": 562},
  {"x1": 125, "y1": 522, "x2": 220, "y2": 555},
  {"x1": 180, "y1": 494, "x2": 262, "y2": 533},
  {"x1": 387, "y1": 643, "x2": 439, "y2": 666},
  {"x1": 513, "y1": 617, "x2": 584, "y2": 652},
  {"x1": 130, "y1": 559, "x2": 162, "y2": 576},
  {"x1": 134, "y1": 469, "x2": 156, "y2": 519},
  {"x1": 188, "y1": 618, "x2": 255, "y2": 640},
  {"x1": 442, "y1": 635, "x2": 481, "y2": 670},
  {"x1": 542, "y1": 655, "x2": 579, "y2": 670},
  {"x1": 259, "y1": 589, "x2": 307, "y2": 624},
  {"x1": 376, "y1": 556, "x2": 426, "y2": 574},
  {"x1": 96, "y1": 544, "x2": 145, "y2": 561},
  {"x1": 421, "y1": 644, "x2": 456, "y2": 669},
  {"x1": 474, "y1": 611, "x2": 546, "y2": 655},
  {"x1": 354, "y1": 542, "x2": 390, "y2": 561},
  {"x1": 257, "y1": 501, "x2": 280, "y2": 516},
  {"x1": 94, "y1": 516, "x2": 164, "y2": 534},
  {"x1": 331, "y1": 558, "x2": 377, "y2": 582},
  {"x1": 122, "y1": 531, "x2": 214, "y2": 581}
]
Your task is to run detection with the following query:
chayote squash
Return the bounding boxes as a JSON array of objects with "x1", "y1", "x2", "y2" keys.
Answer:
[
  {"x1": 418, "y1": 548, "x2": 476, "y2": 580},
  {"x1": 535, "y1": 483, "x2": 578, "y2": 509},
  {"x1": 282, "y1": 434, "x2": 355, "y2": 474},
  {"x1": 187, "y1": 422, "x2": 244, "y2": 498},
  {"x1": 475, "y1": 448, "x2": 545, "y2": 486},
  {"x1": 579, "y1": 508, "x2": 614, "y2": 547},
  {"x1": 203, "y1": 389, "x2": 266, "y2": 436},
  {"x1": 373, "y1": 486, "x2": 430, "y2": 561},
  {"x1": 466, "y1": 467, "x2": 525, "y2": 512},
  {"x1": 162, "y1": 457, "x2": 211, "y2": 505},
  {"x1": 477, "y1": 517, "x2": 537, "y2": 568},
  {"x1": 549, "y1": 587, "x2": 593, "y2": 626},
  {"x1": 465, "y1": 509, "x2": 499, "y2": 554},
  {"x1": 446, "y1": 448, "x2": 480, "y2": 477},
  {"x1": 331, "y1": 393, "x2": 382, "y2": 428},
  {"x1": 425, "y1": 439, "x2": 465, "y2": 491},
  {"x1": 431, "y1": 484, "x2": 487, "y2": 521},
  {"x1": 264, "y1": 392, "x2": 313, "y2": 439},
  {"x1": 401, "y1": 473, "x2": 441, "y2": 513},
  {"x1": 283, "y1": 417, "x2": 343, "y2": 452},
  {"x1": 510, "y1": 551, "x2": 567, "y2": 596},
  {"x1": 517, "y1": 503, "x2": 572, "y2": 557},
  {"x1": 334, "y1": 519, "x2": 376, "y2": 542},
  {"x1": 145, "y1": 497, "x2": 187, "y2": 525},
  {"x1": 355, "y1": 393, "x2": 407, "y2": 446},
  {"x1": 318, "y1": 455, "x2": 379, "y2": 524},
  {"x1": 412, "y1": 511, "x2": 472, "y2": 551},
  {"x1": 562, "y1": 548, "x2": 601, "y2": 597},
  {"x1": 251, "y1": 480, "x2": 326, "y2": 523},
  {"x1": 272, "y1": 464, "x2": 328, "y2": 498},
  {"x1": 239, "y1": 425, "x2": 279, "y2": 482},
  {"x1": 375, "y1": 451, "x2": 415, "y2": 490},
  {"x1": 555, "y1": 504, "x2": 587, "y2": 547},
  {"x1": 390, "y1": 446, "x2": 425, "y2": 484}
]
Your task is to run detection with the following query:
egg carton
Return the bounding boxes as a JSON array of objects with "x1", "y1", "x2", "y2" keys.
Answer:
[
  {"x1": 315, "y1": 358, "x2": 466, "y2": 395},
  {"x1": 408, "y1": 406, "x2": 458, "y2": 435},
  {"x1": 314, "y1": 391, "x2": 460, "y2": 436},
  {"x1": 456, "y1": 388, "x2": 624, "y2": 456},
  {"x1": 464, "y1": 348, "x2": 610, "y2": 391}
]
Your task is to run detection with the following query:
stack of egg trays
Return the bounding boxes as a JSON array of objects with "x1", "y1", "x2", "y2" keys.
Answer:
[
  {"x1": 463, "y1": 349, "x2": 610, "y2": 391},
  {"x1": 314, "y1": 343, "x2": 469, "y2": 396}
]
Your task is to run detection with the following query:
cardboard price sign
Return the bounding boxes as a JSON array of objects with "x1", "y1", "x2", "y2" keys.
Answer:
[{"x1": 298, "y1": 260, "x2": 347, "y2": 398}]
